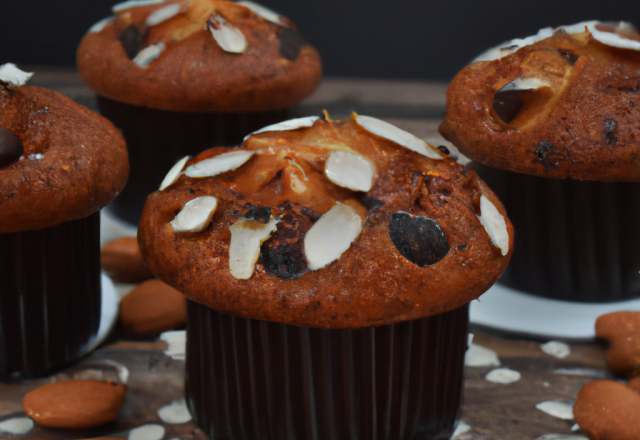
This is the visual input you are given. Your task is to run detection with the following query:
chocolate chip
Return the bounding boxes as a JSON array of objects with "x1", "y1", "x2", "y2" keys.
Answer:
[
  {"x1": 0, "y1": 127, "x2": 23, "y2": 168},
  {"x1": 300, "y1": 206, "x2": 321, "y2": 221},
  {"x1": 388, "y1": 212, "x2": 449, "y2": 267},
  {"x1": 278, "y1": 27, "x2": 307, "y2": 62},
  {"x1": 533, "y1": 141, "x2": 561, "y2": 170},
  {"x1": 493, "y1": 90, "x2": 523, "y2": 124},
  {"x1": 617, "y1": 86, "x2": 639, "y2": 94},
  {"x1": 604, "y1": 119, "x2": 618, "y2": 145},
  {"x1": 557, "y1": 49, "x2": 579, "y2": 65},
  {"x1": 259, "y1": 213, "x2": 310, "y2": 279},
  {"x1": 119, "y1": 24, "x2": 147, "y2": 60},
  {"x1": 361, "y1": 196, "x2": 385, "y2": 213},
  {"x1": 437, "y1": 145, "x2": 450, "y2": 155},
  {"x1": 187, "y1": 188, "x2": 195, "y2": 195},
  {"x1": 243, "y1": 204, "x2": 271, "y2": 223},
  {"x1": 457, "y1": 244, "x2": 468, "y2": 251}
]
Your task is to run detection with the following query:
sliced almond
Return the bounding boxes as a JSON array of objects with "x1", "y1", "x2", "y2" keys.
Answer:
[
  {"x1": 236, "y1": 1, "x2": 288, "y2": 27},
  {"x1": 473, "y1": 27, "x2": 555, "y2": 62},
  {"x1": 112, "y1": 0, "x2": 168, "y2": 13},
  {"x1": 170, "y1": 196, "x2": 218, "y2": 233},
  {"x1": 244, "y1": 116, "x2": 319, "y2": 140},
  {"x1": 475, "y1": 20, "x2": 640, "y2": 63},
  {"x1": 500, "y1": 77, "x2": 552, "y2": 92},
  {"x1": 88, "y1": 16, "x2": 115, "y2": 34},
  {"x1": 477, "y1": 194, "x2": 509, "y2": 256},
  {"x1": 591, "y1": 26, "x2": 640, "y2": 50},
  {"x1": 485, "y1": 368, "x2": 521, "y2": 384},
  {"x1": 0, "y1": 417, "x2": 34, "y2": 435},
  {"x1": 535, "y1": 401, "x2": 575, "y2": 420},
  {"x1": 324, "y1": 150, "x2": 375, "y2": 192},
  {"x1": 133, "y1": 42, "x2": 165, "y2": 68},
  {"x1": 157, "y1": 399, "x2": 192, "y2": 424},
  {"x1": 355, "y1": 115, "x2": 442, "y2": 160},
  {"x1": 146, "y1": 3, "x2": 183, "y2": 26},
  {"x1": 184, "y1": 150, "x2": 254, "y2": 178},
  {"x1": 207, "y1": 16, "x2": 249, "y2": 54},
  {"x1": 229, "y1": 218, "x2": 279, "y2": 279},
  {"x1": 304, "y1": 202, "x2": 363, "y2": 270},
  {"x1": 159, "y1": 155, "x2": 190, "y2": 190},
  {"x1": 0, "y1": 63, "x2": 34, "y2": 86}
]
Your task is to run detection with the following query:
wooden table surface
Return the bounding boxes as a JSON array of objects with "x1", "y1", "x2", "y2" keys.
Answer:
[{"x1": 0, "y1": 68, "x2": 610, "y2": 440}]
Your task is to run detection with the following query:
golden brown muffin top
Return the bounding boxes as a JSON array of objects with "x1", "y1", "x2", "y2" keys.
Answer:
[
  {"x1": 139, "y1": 115, "x2": 513, "y2": 328},
  {"x1": 77, "y1": 0, "x2": 322, "y2": 112},
  {"x1": 0, "y1": 66, "x2": 128, "y2": 232},
  {"x1": 440, "y1": 21, "x2": 640, "y2": 181}
]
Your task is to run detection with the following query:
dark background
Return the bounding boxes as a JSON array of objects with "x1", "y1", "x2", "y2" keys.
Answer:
[{"x1": 1, "y1": 0, "x2": 639, "y2": 81}]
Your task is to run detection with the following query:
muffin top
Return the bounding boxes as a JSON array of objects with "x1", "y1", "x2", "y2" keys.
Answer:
[
  {"x1": 138, "y1": 114, "x2": 513, "y2": 328},
  {"x1": 77, "y1": 0, "x2": 322, "y2": 112},
  {"x1": 0, "y1": 64, "x2": 129, "y2": 233},
  {"x1": 439, "y1": 21, "x2": 640, "y2": 181}
]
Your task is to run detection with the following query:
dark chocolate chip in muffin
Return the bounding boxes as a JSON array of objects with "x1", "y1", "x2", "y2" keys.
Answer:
[
  {"x1": 0, "y1": 127, "x2": 23, "y2": 167},
  {"x1": 243, "y1": 203, "x2": 271, "y2": 224},
  {"x1": 361, "y1": 196, "x2": 385, "y2": 212},
  {"x1": 278, "y1": 27, "x2": 307, "y2": 62},
  {"x1": 259, "y1": 212, "x2": 311, "y2": 280},
  {"x1": 533, "y1": 141, "x2": 562, "y2": 170},
  {"x1": 389, "y1": 212, "x2": 450, "y2": 267},
  {"x1": 437, "y1": 145, "x2": 451, "y2": 155},
  {"x1": 492, "y1": 90, "x2": 523, "y2": 124},
  {"x1": 119, "y1": 24, "x2": 147, "y2": 60},
  {"x1": 557, "y1": 49, "x2": 579, "y2": 65}
]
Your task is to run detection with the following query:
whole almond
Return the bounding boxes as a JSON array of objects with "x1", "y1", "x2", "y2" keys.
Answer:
[
  {"x1": 119, "y1": 279, "x2": 186, "y2": 334},
  {"x1": 23, "y1": 380, "x2": 126, "y2": 429},
  {"x1": 574, "y1": 380, "x2": 640, "y2": 440},
  {"x1": 101, "y1": 237, "x2": 153, "y2": 283},
  {"x1": 596, "y1": 311, "x2": 640, "y2": 377}
]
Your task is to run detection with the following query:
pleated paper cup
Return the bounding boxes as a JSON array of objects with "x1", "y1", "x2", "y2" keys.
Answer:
[
  {"x1": 471, "y1": 162, "x2": 640, "y2": 302},
  {"x1": 0, "y1": 211, "x2": 102, "y2": 380},
  {"x1": 185, "y1": 300, "x2": 469, "y2": 440}
]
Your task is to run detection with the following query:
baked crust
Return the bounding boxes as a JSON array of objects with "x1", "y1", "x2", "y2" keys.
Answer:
[
  {"x1": 77, "y1": 0, "x2": 322, "y2": 112},
  {"x1": 439, "y1": 26, "x2": 640, "y2": 181},
  {"x1": 138, "y1": 116, "x2": 513, "y2": 328},
  {"x1": 0, "y1": 84, "x2": 129, "y2": 232}
]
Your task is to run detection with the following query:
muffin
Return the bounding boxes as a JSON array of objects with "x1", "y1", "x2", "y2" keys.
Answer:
[
  {"x1": 138, "y1": 114, "x2": 513, "y2": 439},
  {"x1": 440, "y1": 21, "x2": 640, "y2": 302},
  {"x1": 77, "y1": 0, "x2": 322, "y2": 225},
  {"x1": 0, "y1": 64, "x2": 128, "y2": 380}
]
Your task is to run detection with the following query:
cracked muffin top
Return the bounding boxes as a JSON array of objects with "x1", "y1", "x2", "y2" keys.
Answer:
[
  {"x1": 0, "y1": 64, "x2": 128, "y2": 233},
  {"x1": 77, "y1": 0, "x2": 322, "y2": 112},
  {"x1": 138, "y1": 114, "x2": 513, "y2": 328},
  {"x1": 439, "y1": 21, "x2": 640, "y2": 181}
]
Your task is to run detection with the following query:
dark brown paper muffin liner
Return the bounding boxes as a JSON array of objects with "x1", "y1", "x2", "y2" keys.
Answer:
[
  {"x1": 471, "y1": 162, "x2": 640, "y2": 302},
  {"x1": 97, "y1": 96, "x2": 289, "y2": 225},
  {"x1": 185, "y1": 300, "x2": 469, "y2": 440},
  {"x1": 0, "y1": 212, "x2": 101, "y2": 380}
]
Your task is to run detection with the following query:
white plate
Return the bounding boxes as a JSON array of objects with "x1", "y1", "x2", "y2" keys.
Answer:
[
  {"x1": 100, "y1": 209, "x2": 138, "y2": 246},
  {"x1": 471, "y1": 283, "x2": 640, "y2": 341},
  {"x1": 80, "y1": 273, "x2": 119, "y2": 355}
]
